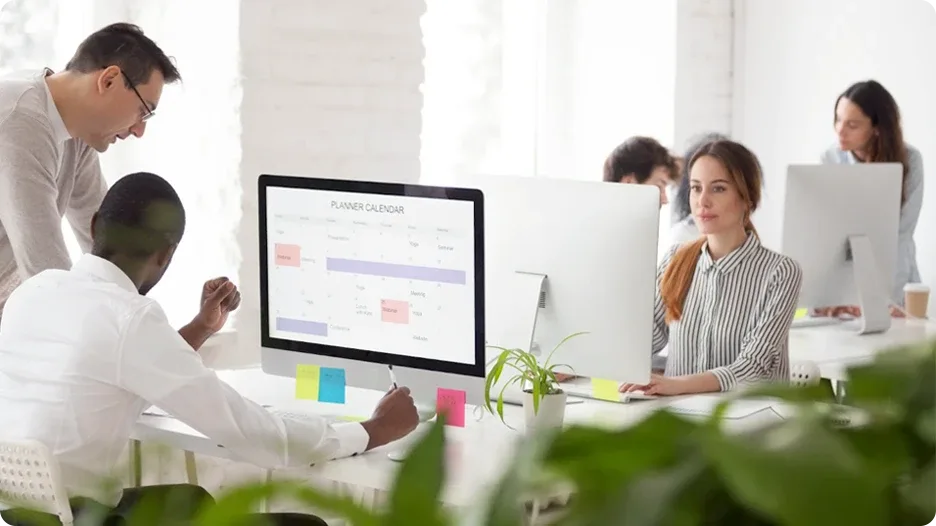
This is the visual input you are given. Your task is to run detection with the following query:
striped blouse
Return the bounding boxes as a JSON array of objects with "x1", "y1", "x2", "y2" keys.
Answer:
[{"x1": 651, "y1": 233, "x2": 803, "y2": 391}]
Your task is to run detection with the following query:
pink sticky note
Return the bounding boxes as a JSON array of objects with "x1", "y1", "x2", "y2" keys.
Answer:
[
  {"x1": 274, "y1": 244, "x2": 301, "y2": 267},
  {"x1": 380, "y1": 299, "x2": 410, "y2": 324},
  {"x1": 436, "y1": 388, "x2": 466, "y2": 427}
]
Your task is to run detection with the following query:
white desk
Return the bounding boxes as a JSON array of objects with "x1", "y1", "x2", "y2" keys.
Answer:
[
  {"x1": 130, "y1": 319, "x2": 935, "y2": 515},
  {"x1": 131, "y1": 368, "x2": 659, "y2": 513},
  {"x1": 788, "y1": 318, "x2": 936, "y2": 381}
]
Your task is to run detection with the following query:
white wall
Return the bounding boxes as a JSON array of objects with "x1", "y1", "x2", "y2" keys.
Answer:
[
  {"x1": 235, "y1": 0, "x2": 426, "y2": 365},
  {"x1": 734, "y1": 0, "x2": 936, "y2": 311},
  {"x1": 228, "y1": 0, "x2": 736, "y2": 365}
]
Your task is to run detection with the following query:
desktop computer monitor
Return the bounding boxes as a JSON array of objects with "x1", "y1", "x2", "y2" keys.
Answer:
[
  {"x1": 462, "y1": 174, "x2": 660, "y2": 386},
  {"x1": 781, "y1": 163, "x2": 902, "y2": 334},
  {"x1": 257, "y1": 175, "x2": 487, "y2": 407}
]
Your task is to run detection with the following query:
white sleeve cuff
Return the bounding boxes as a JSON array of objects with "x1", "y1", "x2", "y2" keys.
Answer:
[{"x1": 332, "y1": 422, "x2": 370, "y2": 459}]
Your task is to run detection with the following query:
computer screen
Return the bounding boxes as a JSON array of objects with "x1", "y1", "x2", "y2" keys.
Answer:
[{"x1": 259, "y1": 176, "x2": 484, "y2": 376}]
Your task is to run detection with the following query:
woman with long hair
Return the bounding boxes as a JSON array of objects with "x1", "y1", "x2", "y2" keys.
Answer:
[
  {"x1": 820, "y1": 80, "x2": 924, "y2": 315},
  {"x1": 621, "y1": 140, "x2": 802, "y2": 396}
]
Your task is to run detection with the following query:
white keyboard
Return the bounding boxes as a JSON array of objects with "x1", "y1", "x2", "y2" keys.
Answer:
[
  {"x1": 790, "y1": 316, "x2": 843, "y2": 329},
  {"x1": 563, "y1": 385, "x2": 658, "y2": 403},
  {"x1": 496, "y1": 389, "x2": 585, "y2": 407}
]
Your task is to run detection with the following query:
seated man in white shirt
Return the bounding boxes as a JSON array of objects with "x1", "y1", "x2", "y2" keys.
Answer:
[{"x1": 0, "y1": 172, "x2": 419, "y2": 525}]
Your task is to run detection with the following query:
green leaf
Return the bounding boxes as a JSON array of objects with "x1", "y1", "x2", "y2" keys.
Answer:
[
  {"x1": 544, "y1": 412, "x2": 700, "y2": 514},
  {"x1": 542, "y1": 331, "x2": 589, "y2": 369},
  {"x1": 481, "y1": 428, "x2": 557, "y2": 526},
  {"x1": 901, "y1": 460, "x2": 936, "y2": 522},
  {"x1": 192, "y1": 481, "x2": 378, "y2": 526},
  {"x1": 845, "y1": 342, "x2": 936, "y2": 415},
  {"x1": 382, "y1": 418, "x2": 448, "y2": 526},
  {"x1": 583, "y1": 457, "x2": 707, "y2": 526},
  {"x1": 917, "y1": 410, "x2": 936, "y2": 444},
  {"x1": 704, "y1": 415, "x2": 888, "y2": 526},
  {"x1": 837, "y1": 424, "x2": 912, "y2": 482}
]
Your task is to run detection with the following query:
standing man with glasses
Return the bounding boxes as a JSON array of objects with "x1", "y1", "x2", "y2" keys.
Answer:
[{"x1": 0, "y1": 22, "x2": 180, "y2": 316}]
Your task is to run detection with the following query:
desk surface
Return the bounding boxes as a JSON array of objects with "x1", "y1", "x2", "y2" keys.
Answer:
[
  {"x1": 133, "y1": 320, "x2": 934, "y2": 507},
  {"x1": 787, "y1": 318, "x2": 935, "y2": 380},
  {"x1": 133, "y1": 368, "x2": 660, "y2": 507}
]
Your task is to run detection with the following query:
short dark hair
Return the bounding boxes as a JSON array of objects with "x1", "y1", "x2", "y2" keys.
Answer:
[
  {"x1": 602, "y1": 136, "x2": 677, "y2": 184},
  {"x1": 92, "y1": 172, "x2": 186, "y2": 261},
  {"x1": 65, "y1": 23, "x2": 180, "y2": 87}
]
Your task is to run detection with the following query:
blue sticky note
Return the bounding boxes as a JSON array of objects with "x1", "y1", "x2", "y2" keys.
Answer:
[{"x1": 318, "y1": 367, "x2": 346, "y2": 404}]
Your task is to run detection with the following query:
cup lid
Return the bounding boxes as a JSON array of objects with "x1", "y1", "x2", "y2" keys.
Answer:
[{"x1": 904, "y1": 282, "x2": 930, "y2": 293}]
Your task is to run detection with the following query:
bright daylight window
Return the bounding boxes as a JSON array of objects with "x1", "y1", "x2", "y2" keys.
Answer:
[{"x1": 0, "y1": 0, "x2": 242, "y2": 328}]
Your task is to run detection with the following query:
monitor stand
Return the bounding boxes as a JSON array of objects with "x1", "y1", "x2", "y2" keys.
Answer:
[
  {"x1": 491, "y1": 271, "x2": 579, "y2": 406},
  {"x1": 847, "y1": 235, "x2": 891, "y2": 335},
  {"x1": 499, "y1": 271, "x2": 547, "y2": 356}
]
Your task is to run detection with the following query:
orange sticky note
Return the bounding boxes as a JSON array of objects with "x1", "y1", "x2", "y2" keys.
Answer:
[
  {"x1": 794, "y1": 308, "x2": 808, "y2": 319},
  {"x1": 436, "y1": 388, "x2": 466, "y2": 427},
  {"x1": 591, "y1": 378, "x2": 620, "y2": 402},
  {"x1": 295, "y1": 365, "x2": 321, "y2": 400}
]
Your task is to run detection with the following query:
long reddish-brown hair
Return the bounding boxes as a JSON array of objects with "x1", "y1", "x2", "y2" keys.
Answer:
[{"x1": 660, "y1": 140, "x2": 763, "y2": 323}]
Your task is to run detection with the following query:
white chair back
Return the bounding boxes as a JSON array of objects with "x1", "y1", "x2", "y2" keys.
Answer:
[{"x1": 0, "y1": 439, "x2": 73, "y2": 526}]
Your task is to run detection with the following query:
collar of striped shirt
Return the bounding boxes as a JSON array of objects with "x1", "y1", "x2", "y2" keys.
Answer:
[{"x1": 698, "y1": 232, "x2": 760, "y2": 275}]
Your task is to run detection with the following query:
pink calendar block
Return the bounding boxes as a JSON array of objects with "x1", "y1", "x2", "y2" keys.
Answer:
[
  {"x1": 380, "y1": 299, "x2": 410, "y2": 324},
  {"x1": 275, "y1": 244, "x2": 301, "y2": 267}
]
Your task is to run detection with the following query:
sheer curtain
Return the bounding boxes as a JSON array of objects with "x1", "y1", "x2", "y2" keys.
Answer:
[
  {"x1": 0, "y1": 0, "x2": 242, "y2": 329},
  {"x1": 420, "y1": 0, "x2": 678, "y2": 183},
  {"x1": 420, "y1": 0, "x2": 678, "y2": 252}
]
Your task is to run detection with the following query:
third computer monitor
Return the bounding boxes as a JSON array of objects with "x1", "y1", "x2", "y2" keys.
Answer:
[
  {"x1": 781, "y1": 163, "x2": 902, "y2": 334},
  {"x1": 257, "y1": 175, "x2": 487, "y2": 405},
  {"x1": 464, "y1": 174, "x2": 660, "y2": 386}
]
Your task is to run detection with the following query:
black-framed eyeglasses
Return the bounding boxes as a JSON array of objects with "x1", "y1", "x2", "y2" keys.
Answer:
[{"x1": 121, "y1": 71, "x2": 155, "y2": 122}]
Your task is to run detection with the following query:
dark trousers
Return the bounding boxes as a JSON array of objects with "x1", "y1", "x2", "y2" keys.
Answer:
[{"x1": 1, "y1": 484, "x2": 328, "y2": 525}]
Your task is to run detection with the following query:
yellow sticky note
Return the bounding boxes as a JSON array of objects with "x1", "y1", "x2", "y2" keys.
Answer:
[
  {"x1": 794, "y1": 308, "x2": 808, "y2": 319},
  {"x1": 337, "y1": 415, "x2": 367, "y2": 422},
  {"x1": 295, "y1": 365, "x2": 321, "y2": 400},
  {"x1": 591, "y1": 378, "x2": 620, "y2": 402}
]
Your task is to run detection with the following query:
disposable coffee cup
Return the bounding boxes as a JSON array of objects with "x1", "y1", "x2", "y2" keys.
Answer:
[{"x1": 903, "y1": 283, "x2": 930, "y2": 319}]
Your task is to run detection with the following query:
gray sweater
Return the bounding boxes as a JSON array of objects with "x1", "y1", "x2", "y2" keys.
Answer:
[{"x1": 0, "y1": 69, "x2": 107, "y2": 313}]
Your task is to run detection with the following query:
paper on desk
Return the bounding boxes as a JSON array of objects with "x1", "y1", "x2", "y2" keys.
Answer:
[{"x1": 666, "y1": 394, "x2": 781, "y2": 420}]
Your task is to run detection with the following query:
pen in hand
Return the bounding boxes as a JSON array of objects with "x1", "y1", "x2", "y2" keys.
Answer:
[{"x1": 388, "y1": 364, "x2": 399, "y2": 389}]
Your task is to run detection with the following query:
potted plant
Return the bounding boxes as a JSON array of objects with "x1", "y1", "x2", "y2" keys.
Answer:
[{"x1": 483, "y1": 331, "x2": 587, "y2": 433}]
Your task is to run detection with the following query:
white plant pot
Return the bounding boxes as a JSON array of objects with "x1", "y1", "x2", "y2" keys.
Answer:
[{"x1": 523, "y1": 390, "x2": 567, "y2": 433}]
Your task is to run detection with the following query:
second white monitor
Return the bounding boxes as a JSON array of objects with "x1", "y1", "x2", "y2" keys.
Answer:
[
  {"x1": 465, "y1": 174, "x2": 660, "y2": 385},
  {"x1": 782, "y1": 163, "x2": 902, "y2": 333}
]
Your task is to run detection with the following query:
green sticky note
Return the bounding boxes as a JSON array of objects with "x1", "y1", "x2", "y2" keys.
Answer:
[
  {"x1": 591, "y1": 378, "x2": 620, "y2": 402},
  {"x1": 295, "y1": 364, "x2": 320, "y2": 400},
  {"x1": 794, "y1": 308, "x2": 808, "y2": 319}
]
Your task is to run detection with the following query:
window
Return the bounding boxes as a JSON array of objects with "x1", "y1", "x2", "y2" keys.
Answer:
[
  {"x1": 420, "y1": 0, "x2": 678, "y2": 254},
  {"x1": 0, "y1": 1, "x2": 242, "y2": 329},
  {"x1": 421, "y1": 0, "x2": 678, "y2": 182}
]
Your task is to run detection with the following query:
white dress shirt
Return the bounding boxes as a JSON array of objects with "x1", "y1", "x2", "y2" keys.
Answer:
[{"x1": 0, "y1": 255, "x2": 369, "y2": 505}]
